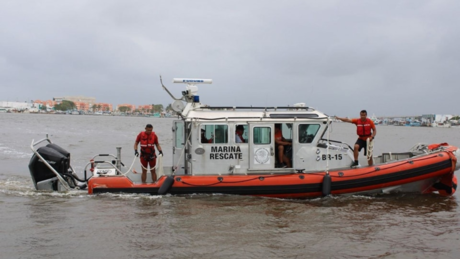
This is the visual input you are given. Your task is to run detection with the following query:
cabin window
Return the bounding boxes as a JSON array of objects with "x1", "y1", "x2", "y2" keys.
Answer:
[
  {"x1": 201, "y1": 125, "x2": 228, "y2": 144},
  {"x1": 175, "y1": 122, "x2": 184, "y2": 148},
  {"x1": 235, "y1": 124, "x2": 248, "y2": 143},
  {"x1": 298, "y1": 124, "x2": 320, "y2": 143},
  {"x1": 253, "y1": 127, "x2": 271, "y2": 144}
]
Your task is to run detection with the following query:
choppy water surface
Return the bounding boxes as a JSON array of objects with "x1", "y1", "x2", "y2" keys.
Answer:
[{"x1": 1, "y1": 113, "x2": 459, "y2": 259}]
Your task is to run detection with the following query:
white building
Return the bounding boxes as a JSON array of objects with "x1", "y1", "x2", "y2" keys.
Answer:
[
  {"x1": 0, "y1": 101, "x2": 36, "y2": 111},
  {"x1": 435, "y1": 114, "x2": 453, "y2": 122}
]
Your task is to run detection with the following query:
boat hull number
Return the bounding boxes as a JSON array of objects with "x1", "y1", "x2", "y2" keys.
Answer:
[{"x1": 317, "y1": 154, "x2": 343, "y2": 161}]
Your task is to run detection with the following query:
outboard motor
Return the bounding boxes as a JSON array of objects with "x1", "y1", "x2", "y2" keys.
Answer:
[{"x1": 29, "y1": 143, "x2": 71, "y2": 191}]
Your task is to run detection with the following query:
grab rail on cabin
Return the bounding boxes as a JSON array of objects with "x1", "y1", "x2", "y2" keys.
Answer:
[
  {"x1": 202, "y1": 106, "x2": 316, "y2": 111},
  {"x1": 318, "y1": 139, "x2": 354, "y2": 151}
]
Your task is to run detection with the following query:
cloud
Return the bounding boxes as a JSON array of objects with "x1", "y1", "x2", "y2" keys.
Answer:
[{"x1": 1, "y1": 0, "x2": 459, "y2": 116}]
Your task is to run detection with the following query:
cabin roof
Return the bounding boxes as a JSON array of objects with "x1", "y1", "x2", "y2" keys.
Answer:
[{"x1": 184, "y1": 104, "x2": 329, "y2": 122}]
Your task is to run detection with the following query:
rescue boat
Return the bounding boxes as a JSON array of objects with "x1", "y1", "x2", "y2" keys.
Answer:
[{"x1": 28, "y1": 78, "x2": 459, "y2": 198}]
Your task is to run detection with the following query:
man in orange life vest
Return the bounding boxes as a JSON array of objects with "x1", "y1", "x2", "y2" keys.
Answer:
[
  {"x1": 336, "y1": 110, "x2": 377, "y2": 167},
  {"x1": 134, "y1": 124, "x2": 163, "y2": 183}
]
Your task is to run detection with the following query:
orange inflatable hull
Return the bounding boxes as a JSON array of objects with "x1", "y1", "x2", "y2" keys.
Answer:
[{"x1": 88, "y1": 150, "x2": 457, "y2": 198}]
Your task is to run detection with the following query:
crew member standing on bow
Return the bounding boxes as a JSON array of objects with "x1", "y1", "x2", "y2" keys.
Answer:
[
  {"x1": 336, "y1": 110, "x2": 376, "y2": 167},
  {"x1": 134, "y1": 124, "x2": 163, "y2": 183}
]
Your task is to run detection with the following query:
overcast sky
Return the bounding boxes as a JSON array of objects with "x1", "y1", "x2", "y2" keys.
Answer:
[{"x1": 1, "y1": 0, "x2": 459, "y2": 116}]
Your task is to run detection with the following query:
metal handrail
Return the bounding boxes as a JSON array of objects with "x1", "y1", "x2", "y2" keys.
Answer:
[
  {"x1": 30, "y1": 134, "x2": 71, "y2": 191},
  {"x1": 203, "y1": 106, "x2": 316, "y2": 111}
]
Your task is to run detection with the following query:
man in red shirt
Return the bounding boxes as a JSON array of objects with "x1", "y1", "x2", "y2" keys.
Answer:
[
  {"x1": 336, "y1": 110, "x2": 377, "y2": 167},
  {"x1": 275, "y1": 124, "x2": 292, "y2": 168},
  {"x1": 134, "y1": 124, "x2": 163, "y2": 183}
]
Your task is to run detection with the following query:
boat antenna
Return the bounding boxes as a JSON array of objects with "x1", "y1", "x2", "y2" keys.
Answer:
[{"x1": 160, "y1": 75, "x2": 182, "y2": 101}]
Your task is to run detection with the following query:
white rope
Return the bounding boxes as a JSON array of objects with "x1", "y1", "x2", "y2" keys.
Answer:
[
  {"x1": 119, "y1": 153, "x2": 164, "y2": 177},
  {"x1": 137, "y1": 154, "x2": 163, "y2": 171},
  {"x1": 366, "y1": 138, "x2": 374, "y2": 161},
  {"x1": 120, "y1": 155, "x2": 138, "y2": 176}
]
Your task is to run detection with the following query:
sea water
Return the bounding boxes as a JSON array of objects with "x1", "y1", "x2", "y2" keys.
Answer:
[{"x1": 1, "y1": 113, "x2": 459, "y2": 259}]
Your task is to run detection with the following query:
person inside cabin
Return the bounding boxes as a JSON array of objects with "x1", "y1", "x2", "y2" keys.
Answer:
[
  {"x1": 201, "y1": 129, "x2": 210, "y2": 143},
  {"x1": 235, "y1": 125, "x2": 245, "y2": 143},
  {"x1": 275, "y1": 124, "x2": 292, "y2": 168},
  {"x1": 336, "y1": 110, "x2": 377, "y2": 167},
  {"x1": 134, "y1": 124, "x2": 163, "y2": 183}
]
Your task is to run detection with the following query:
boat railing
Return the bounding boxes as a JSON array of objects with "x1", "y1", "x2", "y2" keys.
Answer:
[
  {"x1": 409, "y1": 143, "x2": 429, "y2": 153},
  {"x1": 318, "y1": 139, "x2": 354, "y2": 151},
  {"x1": 83, "y1": 152, "x2": 126, "y2": 179},
  {"x1": 202, "y1": 106, "x2": 317, "y2": 112},
  {"x1": 30, "y1": 134, "x2": 71, "y2": 191}
]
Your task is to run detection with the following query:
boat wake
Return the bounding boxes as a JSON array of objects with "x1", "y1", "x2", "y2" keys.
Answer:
[
  {"x1": 0, "y1": 144, "x2": 30, "y2": 159},
  {"x1": 0, "y1": 176, "x2": 85, "y2": 197},
  {"x1": 0, "y1": 176, "x2": 166, "y2": 200},
  {"x1": 94, "y1": 192, "x2": 163, "y2": 200}
]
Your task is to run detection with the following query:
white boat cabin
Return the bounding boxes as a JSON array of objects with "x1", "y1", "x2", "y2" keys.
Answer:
[{"x1": 166, "y1": 78, "x2": 355, "y2": 175}]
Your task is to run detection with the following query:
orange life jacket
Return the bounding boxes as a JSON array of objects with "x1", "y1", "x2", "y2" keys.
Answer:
[
  {"x1": 355, "y1": 118, "x2": 373, "y2": 137},
  {"x1": 275, "y1": 129, "x2": 283, "y2": 142},
  {"x1": 138, "y1": 131, "x2": 158, "y2": 157}
]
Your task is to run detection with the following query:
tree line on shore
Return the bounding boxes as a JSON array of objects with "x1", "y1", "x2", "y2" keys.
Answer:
[{"x1": 43, "y1": 101, "x2": 171, "y2": 114}]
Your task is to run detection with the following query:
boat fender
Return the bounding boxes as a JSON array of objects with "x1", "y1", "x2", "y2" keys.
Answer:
[
  {"x1": 454, "y1": 175, "x2": 458, "y2": 194},
  {"x1": 158, "y1": 176, "x2": 174, "y2": 195},
  {"x1": 322, "y1": 173, "x2": 331, "y2": 196},
  {"x1": 433, "y1": 175, "x2": 457, "y2": 196}
]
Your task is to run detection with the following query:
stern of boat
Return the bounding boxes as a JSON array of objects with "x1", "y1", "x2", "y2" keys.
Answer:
[
  {"x1": 453, "y1": 147, "x2": 460, "y2": 171},
  {"x1": 29, "y1": 136, "x2": 88, "y2": 191},
  {"x1": 425, "y1": 143, "x2": 459, "y2": 196}
]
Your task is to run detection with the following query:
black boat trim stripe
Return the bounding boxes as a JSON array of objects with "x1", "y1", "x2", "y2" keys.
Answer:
[
  {"x1": 331, "y1": 159, "x2": 452, "y2": 190},
  {"x1": 92, "y1": 159, "x2": 453, "y2": 195}
]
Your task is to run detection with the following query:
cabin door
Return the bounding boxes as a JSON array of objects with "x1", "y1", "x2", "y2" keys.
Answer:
[
  {"x1": 293, "y1": 122, "x2": 322, "y2": 171},
  {"x1": 249, "y1": 123, "x2": 275, "y2": 170},
  {"x1": 172, "y1": 120, "x2": 185, "y2": 174}
]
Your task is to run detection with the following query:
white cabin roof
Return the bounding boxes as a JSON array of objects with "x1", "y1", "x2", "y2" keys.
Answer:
[{"x1": 183, "y1": 103, "x2": 329, "y2": 122}]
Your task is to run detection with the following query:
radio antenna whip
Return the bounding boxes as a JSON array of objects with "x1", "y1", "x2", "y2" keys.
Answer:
[{"x1": 160, "y1": 75, "x2": 182, "y2": 101}]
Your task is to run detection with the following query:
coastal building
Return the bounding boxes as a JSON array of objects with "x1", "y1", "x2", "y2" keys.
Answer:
[
  {"x1": 0, "y1": 101, "x2": 27, "y2": 110},
  {"x1": 116, "y1": 104, "x2": 136, "y2": 113},
  {"x1": 33, "y1": 100, "x2": 56, "y2": 112},
  {"x1": 0, "y1": 101, "x2": 39, "y2": 112},
  {"x1": 93, "y1": 103, "x2": 113, "y2": 112},
  {"x1": 53, "y1": 96, "x2": 96, "y2": 106},
  {"x1": 73, "y1": 101, "x2": 89, "y2": 111},
  {"x1": 53, "y1": 96, "x2": 96, "y2": 111},
  {"x1": 34, "y1": 100, "x2": 56, "y2": 107},
  {"x1": 435, "y1": 114, "x2": 452, "y2": 122},
  {"x1": 138, "y1": 104, "x2": 153, "y2": 113}
]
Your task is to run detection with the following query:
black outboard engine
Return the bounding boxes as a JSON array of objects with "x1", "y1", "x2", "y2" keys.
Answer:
[{"x1": 29, "y1": 143, "x2": 72, "y2": 191}]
